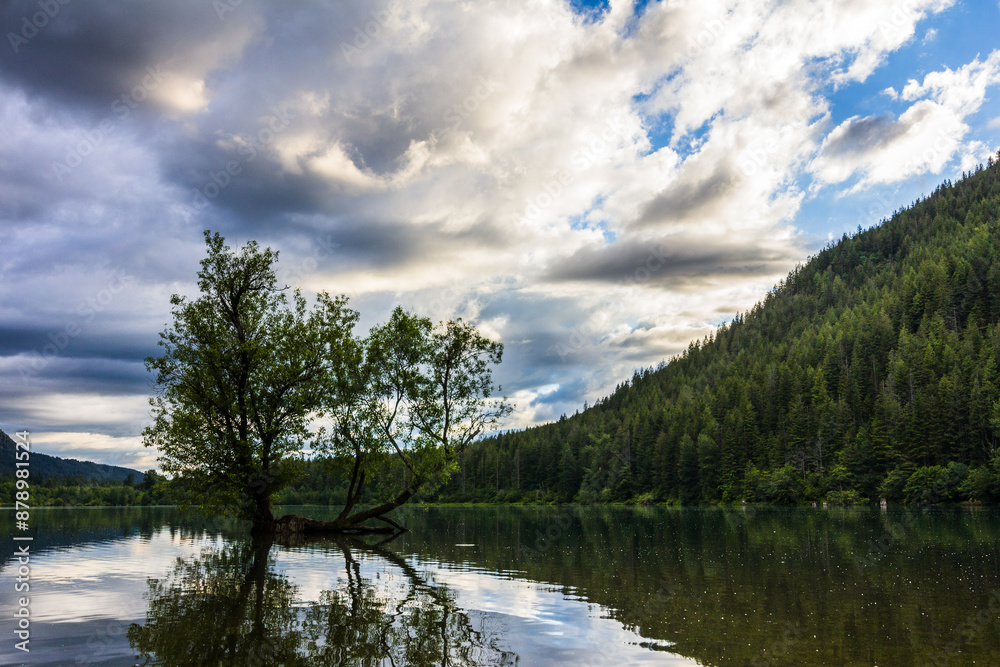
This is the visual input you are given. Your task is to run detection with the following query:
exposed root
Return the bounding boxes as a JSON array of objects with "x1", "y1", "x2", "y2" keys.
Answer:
[{"x1": 259, "y1": 513, "x2": 407, "y2": 537}]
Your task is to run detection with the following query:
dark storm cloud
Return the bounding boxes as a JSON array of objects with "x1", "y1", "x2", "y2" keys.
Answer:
[
  {"x1": 0, "y1": 142, "x2": 64, "y2": 222},
  {"x1": 323, "y1": 218, "x2": 456, "y2": 267},
  {"x1": 2, "y1": 0, "x2": 507, "y2": 253},
  {"x1": 0, "y1": 357, "x2": 150, "y2": 414},
  {"x1": 635, "y1": 161, "x2": 738, "y2": 227},
  {"x1": 478, "y1": 293, "x2": 598, "y2": 373},
  {"x1": 544, "y1": 238, "x2": 791, "y2": 288},
  {"x1": 157, "y1": 128, "x2": 329, "y2": 227},
  {"x1": 1, "y1": 0, "x2": 252, "y2": 111},
  {"x1": 163, "y1": 134, "x2": 334, "y2": 225},
  {"x1": 0, "y1": 326, "x2": 157, "y2": 362},
  {"x1": 820, "y1": 114, "x2": 910, "y2": 158},
  {"x1": 326, "y1": 216, "x2": 507, "y2": 268}
]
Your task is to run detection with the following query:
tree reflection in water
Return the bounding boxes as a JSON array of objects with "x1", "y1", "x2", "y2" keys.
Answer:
[{"x1": 128, "y1": 534, "x2": 518, "y2": 666}]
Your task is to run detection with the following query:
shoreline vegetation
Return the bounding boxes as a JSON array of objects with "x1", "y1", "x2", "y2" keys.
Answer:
[
  {"x1": 5, "y1": 454, "x2": 999, "y2": 511},
  {"x1": 2, "y1": 504, "x2": 995, "y2": 511},
  {"x1": 3, "y1": 501, "x2": 997, "y2": 512},
  {"x1": 4, "y1": 476, "x2": 999, "y2": 511}
]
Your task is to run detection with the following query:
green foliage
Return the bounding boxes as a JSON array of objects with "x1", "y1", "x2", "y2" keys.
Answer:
[
  {"x1": 773, "y1": 464, "x2": 806, "y2": 504},
  {"x1": 0, "y1": 473, "x2": 179, "y2": 508},
  {"x1": 678, "y1": 435, "x2": 699, "y2": 504},
  {"x1": 437, "y1": 153, "x2": 1000, "y2": 506},
  {"x1": 143, "y1": 232, "x2": 510, "y2": 525},
  {"x1": 824, "y1": 489, "x2": 865, "y2": 506},
  {"x1": 318, "y1": 306, "x2": 511, "y2": 522},
  {"x1": 879, "y1": 467, "x2": 914, "y2": 503},
  {"x1": 957, "y1": 466, "x2": 1000, "y2": 502},
  {"x1": 697, "y1": 433, "x2": 721, "y2": 501},
  {"x1": 901, "y1": 462, "x2": 969, "y2": 505},
  {"x1": 557, "y1": 443, "x2": 580, "y2": 502},
  {"x1": 144, "y1": 232, "x2": 344, "y2": 522}
]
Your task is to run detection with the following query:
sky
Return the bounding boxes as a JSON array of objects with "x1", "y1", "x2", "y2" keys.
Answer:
[{"x1": 1, "y1": 0, "x2": 999, "y2": 471}]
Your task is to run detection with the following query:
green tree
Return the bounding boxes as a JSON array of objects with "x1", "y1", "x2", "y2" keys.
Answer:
[
  {"x1": 319, "y1": 308, "x2": 511, "y2": 529},
  {"x1": 697, "y1": 433, "x2": 721, "y2": 501},
  {"x1": 143, "y1": 232, "x2": 345, "y2": 530},
  {"x1": 679, "y1": 434, "x2": 700, "y2": 504},
  {"x1": 558, "y1": 443, "x2": 580, "y2": 501},
  {"x1": 139, "y1": 469, "x2": 162, "y2": 491}
]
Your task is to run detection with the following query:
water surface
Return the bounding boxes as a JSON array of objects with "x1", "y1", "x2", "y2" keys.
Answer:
[{"x1": 2, "y1": 505, "x2": 999, "y2": 665}]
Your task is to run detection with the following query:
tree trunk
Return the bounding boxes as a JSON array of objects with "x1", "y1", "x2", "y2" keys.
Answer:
[
  {"x1": 250, "y1": 484, "x2": 274, "y2": 536},
  {"x1": 342, "y1": 486, "x2": 416, "y2": 525},
  {"x1": 270, "y1": 514, "x2": 398, "y2": 536},
  {"x1": 258, "y1": 484, "x2": 419, "y2": 536}
]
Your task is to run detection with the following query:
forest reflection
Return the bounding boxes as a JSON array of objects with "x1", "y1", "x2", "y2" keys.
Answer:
[{"x1": 127, "y1": 533, "x2": 518, "y2": 666}]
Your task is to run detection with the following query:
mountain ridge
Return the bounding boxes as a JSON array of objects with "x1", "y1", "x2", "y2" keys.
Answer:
[
  {"x1": 0, "y1": 428, "x2": 141, "y2": 482},
  {"x1": 442, "y1": 152, "x2": 1000, "y2": 505}
]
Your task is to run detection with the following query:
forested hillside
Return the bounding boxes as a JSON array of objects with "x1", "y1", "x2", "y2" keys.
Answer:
[
  {"x1": 0, "y1": 428, "x2": 140, "y2": 482},
  {"x1": 0, "y1": 428, "x2": 172, "y2": 507},
  {"x1": 438, "y1": 153, "x2": 1000, "y2": 505}
]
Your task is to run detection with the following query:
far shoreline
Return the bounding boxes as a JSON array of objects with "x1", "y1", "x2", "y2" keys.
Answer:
[{"x1": 4, "y1": 501, "x2": 997, "y2": 510}]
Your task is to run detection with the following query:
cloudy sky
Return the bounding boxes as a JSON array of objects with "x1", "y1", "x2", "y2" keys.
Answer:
[{"x1": 1, "y1": 0, "x2": 999, "y2": 470}]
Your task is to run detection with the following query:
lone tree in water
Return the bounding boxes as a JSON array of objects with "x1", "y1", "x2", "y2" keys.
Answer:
[
  {"x1": 318, "y1": 305, "x2": 512, "y2": 531},
  {"x1": 144, "y1": 231, "x2": 509, "y2": 534}
]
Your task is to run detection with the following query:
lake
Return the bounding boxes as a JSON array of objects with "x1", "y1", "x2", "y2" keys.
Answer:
[{"x1": 2, "y1": 505, "x2": 999, "y2": 665}]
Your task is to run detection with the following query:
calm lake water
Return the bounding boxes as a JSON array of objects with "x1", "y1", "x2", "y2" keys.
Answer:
[{"x1": 2, "y1": 505, "x2": 1000, "y2": 666}]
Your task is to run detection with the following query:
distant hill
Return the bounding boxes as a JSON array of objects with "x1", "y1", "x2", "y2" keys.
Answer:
[
  {"x1": 0, "y1": 429, "x2": 141, "y2": 482},
  {"x1": 443, "y1": 153, "x2": 1000, "y2": 505}
]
